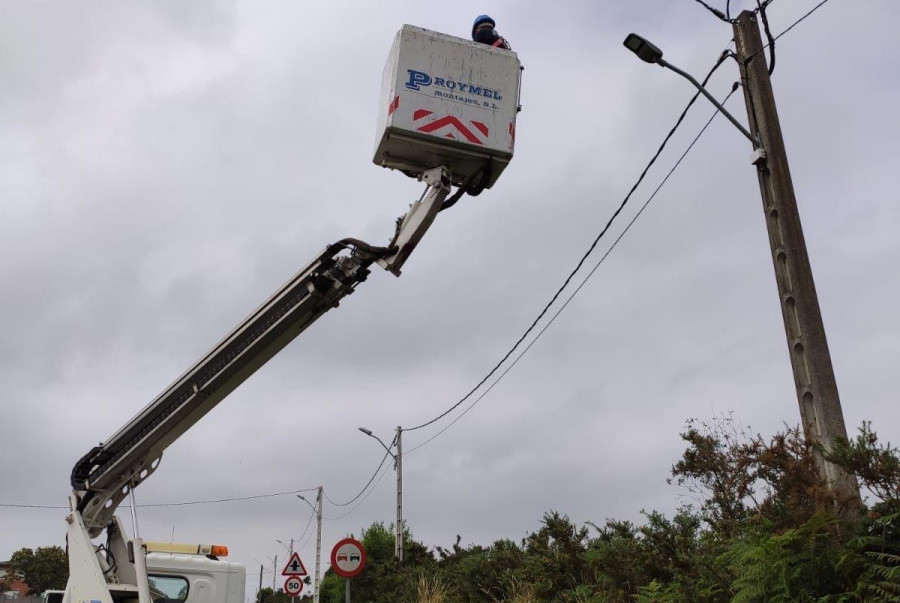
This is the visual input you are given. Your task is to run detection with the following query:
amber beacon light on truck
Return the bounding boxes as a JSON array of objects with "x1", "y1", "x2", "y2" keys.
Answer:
[{"x1": 143, "y1": 542, "x2": 229, "y2": 557}]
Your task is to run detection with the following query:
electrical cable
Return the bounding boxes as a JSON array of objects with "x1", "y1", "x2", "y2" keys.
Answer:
[
  {"x1": 323, "y1": 459, "x2": 392, "y2": 521},
  {"x1": 693, "y1": 0, "x2": 730, "y2": 22},
  {"x1": 405, "y1": 51, "x2": 731, "y2": 435},
  {"x1": 0, "y1": 503, "x2": 67, "y2": 509},
  {"x1": 139, "y1": 488, "x2": 320, "y2": 507},
  {"x1": 441, "y1": 163, "x2": 489, "y2": 211},
  {"x1": 744, "y1": 0, "x2": 835, "y2": 64},
  {"x1": 407, "y1": 0, "x2": 835, "y2": 437},
  {"x1": 5, "y1": 463, "x2": 378, "y2": 518},
  {"x1": 757, "y1": 0, "x2": 777, "y2": 74},
  {"x1": 0, "y1": 488, "x2": 320, "y2": 510},
  {"x1": 773, "y1": 0, "x2": 832, "y2": 42},
  {"x1": 292, "y1": 507, "x2": 317, "y2": 548},
  {"x1": 322, "y1": 448, "x2": 393, "y2": 507},
  {"x1": 406, "y1": 84, "x2": 742, "y2": 455},
  {"x1": 297, "y1": 518, "x2": 317, "y2": 549}
]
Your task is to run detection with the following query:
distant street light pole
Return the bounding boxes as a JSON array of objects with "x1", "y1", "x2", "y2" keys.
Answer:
[
  {"x1": 276, "y1": 538, "x2": 295, "y2": 555},
  {"x1": 297, "y1": 489, "x2": 323, "y2": 603},
  {"x1": 623, "y1": 26, "x2": 861, "y2": 513},
  {"x1": 265, "y1": 555, "x2": 277, "y2": 590},
  {"x1": 359, "y1": 426, "x2": 404, "y2": 562}
]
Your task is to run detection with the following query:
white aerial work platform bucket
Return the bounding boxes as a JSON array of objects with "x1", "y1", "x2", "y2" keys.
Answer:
[{"x1": 373, "y1": 25, "x2": 522, "y2": 190}]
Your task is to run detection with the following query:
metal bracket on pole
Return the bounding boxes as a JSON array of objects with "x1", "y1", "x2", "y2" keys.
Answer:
[
  {"x1": 377, "y1": 167, "x2": 452, "y2": 276},
  {"x1": 750, "y1": 147, "x2": 767, "y2": 166}
]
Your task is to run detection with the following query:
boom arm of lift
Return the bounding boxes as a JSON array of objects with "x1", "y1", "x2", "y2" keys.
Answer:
[
  {"x1": 69, "y1": 167, "x2": 451, "y2": 536},
  {"x1": 65, "y1": 168, "x2": 451, "y2": 603}
]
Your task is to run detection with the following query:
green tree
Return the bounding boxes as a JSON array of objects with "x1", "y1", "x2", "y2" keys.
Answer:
[{"x1": 8, "y1": 546, "x2": 68, "y2": 594}]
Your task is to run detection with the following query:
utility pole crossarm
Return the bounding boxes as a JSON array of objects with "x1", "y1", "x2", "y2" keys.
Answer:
[{"x1": 732, "y1": 10, "x2": 860, "y2": 511}]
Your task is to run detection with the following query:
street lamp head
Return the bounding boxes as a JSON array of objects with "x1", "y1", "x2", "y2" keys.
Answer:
[
  {"x1": 624, "y1": 33, "x2": 664, "y2": 64},
  {"x1": 296, "y1": 494, "x2": 306, "y2": 501},
  {"x1": 358, "y1": 427, "x2": 373, "y2": 436}
]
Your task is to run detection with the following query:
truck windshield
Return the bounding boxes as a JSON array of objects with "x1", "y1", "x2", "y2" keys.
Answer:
[{"x1": 147, "y1": 576, "x2": 189, "y2": 603}]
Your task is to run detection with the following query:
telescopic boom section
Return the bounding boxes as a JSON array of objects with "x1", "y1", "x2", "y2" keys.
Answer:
[
  {"x1": 70, "y1": 168, "x2": 451, "y2": 537},
  {"x1": 71, "y1": 241, "x2": 374, "y2": 535}
]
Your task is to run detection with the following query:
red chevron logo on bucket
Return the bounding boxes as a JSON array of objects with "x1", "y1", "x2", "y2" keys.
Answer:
[{"x1": 413, "y1": 109, "x2": 488, "y2": 145}]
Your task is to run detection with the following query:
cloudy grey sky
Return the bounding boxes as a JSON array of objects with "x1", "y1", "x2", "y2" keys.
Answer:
[{"x1": 2, "y1": 0, "x2": 898, "y2": 597}]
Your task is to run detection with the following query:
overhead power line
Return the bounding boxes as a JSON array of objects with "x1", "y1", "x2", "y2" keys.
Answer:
[
  {"x1": 757, "y1": 0, "x2": 777, "y2": 74},
  {"x1": 693, "y1": 0, "x2": 730, "y2": 22},
  {"x1": 0, "y1": 488, "x2": 320, "y2": 511},
  {"x1": 745, "y1": 0, "x2": 836, "y2": 63},
  {"x1": 293, "y1": 506, "x2": 317, "y2": 546},
  {"x1": 140, "y1": 488, "x2": 320, "y2": 507},
  {"x1": 407, "y1": 84, "x2": 743, "y2": 456},
  {"x1": 322, "y1": 448, "x2": 393, "y2": 508},
  {"x1": 774, "y1": 0, "x2": 833, "y2": 42},
  {"x1": 404, "y1": 0, "x2": 839, "y2": 450},
  {"x1": 323, "y1": 461, "x2": 393, "y2": 522},
  {"x1": 404, "y1": 50, "x2": 731, "y2": 436},
  {"x1": 0, "y1": 503, "x2": 67, "y2": 509}
]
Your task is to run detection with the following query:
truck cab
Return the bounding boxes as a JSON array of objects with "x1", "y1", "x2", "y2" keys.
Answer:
[{"x1": 145, "y1": 553, "x2": 244, "y2": 603}]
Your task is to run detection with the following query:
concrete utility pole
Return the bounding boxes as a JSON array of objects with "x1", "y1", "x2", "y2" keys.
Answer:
[
  {"x1": 395, "y1": 426, "x2": 404, "y2": 562},
  {"x1": 732, "y1": 10, "x2": 861, "y2": 510},
  {"x1": 296, "y1": 491, "x2": 323, "y2": 603},
  {"x1": 358, "y1": 425, "x2": 404, "y2": 561},
  {"x1": 276, "y1": 539, "x2": 297, "y2": 603},
  {"x1": 314, "y1": 487, "x2": 323, "y2": 603}
]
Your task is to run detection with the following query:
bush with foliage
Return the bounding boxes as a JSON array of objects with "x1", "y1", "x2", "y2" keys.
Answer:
[{"x1": 299, "y1": 419, "x2": 900, "y2": 602}]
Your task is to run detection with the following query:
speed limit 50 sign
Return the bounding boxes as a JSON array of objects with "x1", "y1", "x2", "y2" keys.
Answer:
[{"x1": 283, "y1": 576, "x2": 304, "y2": 596}]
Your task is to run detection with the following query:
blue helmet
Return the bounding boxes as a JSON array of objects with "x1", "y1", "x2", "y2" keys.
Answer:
[{"x1": 472, "y1": 14, "x2": 495, "y2": 37}]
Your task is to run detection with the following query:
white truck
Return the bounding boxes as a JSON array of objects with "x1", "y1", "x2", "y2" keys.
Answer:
[{"x1": 62, "y1": 24, "x2": 521, "y2": 603}]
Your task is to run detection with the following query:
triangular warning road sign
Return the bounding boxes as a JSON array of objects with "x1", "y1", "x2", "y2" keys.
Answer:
[{"x1": 281, "y1": 552, "x2": 308, "y2": 576}]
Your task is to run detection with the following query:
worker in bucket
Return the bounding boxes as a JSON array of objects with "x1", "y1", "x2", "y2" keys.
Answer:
[{"x1": 472, "y1": 14, "x2": 511, "y2": 50}]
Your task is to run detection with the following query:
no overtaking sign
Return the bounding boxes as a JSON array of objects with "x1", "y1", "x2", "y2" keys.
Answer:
[{"x1": 330, "y1": 538, "x2": 366, "y2": 578}]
